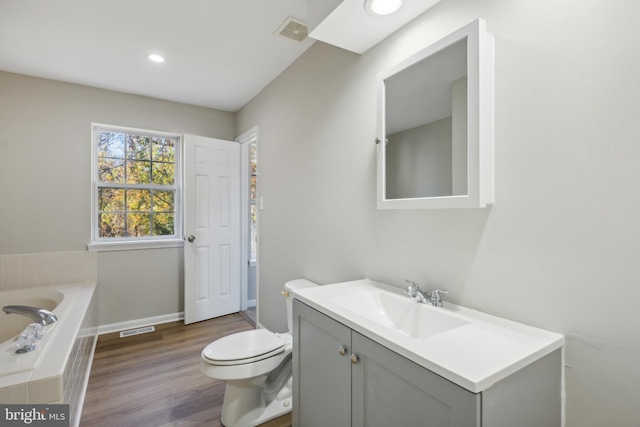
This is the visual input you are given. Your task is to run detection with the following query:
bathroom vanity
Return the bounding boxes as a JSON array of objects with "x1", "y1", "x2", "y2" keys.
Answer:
[{"x1": 292, "y1": 279, "x2": 563, "y2": 427}]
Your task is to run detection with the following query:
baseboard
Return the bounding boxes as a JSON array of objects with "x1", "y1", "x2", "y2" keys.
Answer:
[
  {"x1": 247, "y1": 299, "x2": 257, "y2": 308},
  {"x1": 97, "y1": 312, "x2": 184, "y2": 335}
]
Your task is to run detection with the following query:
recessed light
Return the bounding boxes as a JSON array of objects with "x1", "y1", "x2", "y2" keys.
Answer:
[
  {"x1": 364, "y1": 0, "x2": 402, "y2": 16},
  {"x1": 148, "y1": 54, "x2": 165, "y2": 63}
]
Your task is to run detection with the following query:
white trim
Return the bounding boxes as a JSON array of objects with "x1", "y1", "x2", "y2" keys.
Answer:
[
  {"x1": 97, "y1": 312, "x2": 184, "y2": 335},
  {"x1": 87, "y1": 238, "x2": 184, "y2": 252},
  {"x1": 247, "y1": 298, "x2": 257, "y2": 308},
  {"x1": 236, "y1": 126, "x2": 259, "y2": 145}
]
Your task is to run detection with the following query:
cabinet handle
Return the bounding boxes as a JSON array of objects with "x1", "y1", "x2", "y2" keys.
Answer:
[
  {"x1": 350, "y1": 354, "x2": 359, "y2": 364},
  {"x1": 338, "y1": 346, "x2": 347, "y2": 356}
]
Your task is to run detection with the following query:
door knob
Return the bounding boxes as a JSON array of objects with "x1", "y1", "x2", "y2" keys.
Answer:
[
  {"x1": 338, "y1": 346, "x2": 347, "y2": 356},
  {"x1": 187, "y1": 235, "x2": 196, "y2": 242},
  {"x1": 350, "y1": 354, "x2": 359, "y2": 364}
]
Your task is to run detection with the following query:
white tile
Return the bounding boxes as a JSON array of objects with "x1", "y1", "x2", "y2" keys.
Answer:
[
  {"x1": 53, "y1": 252, "x2": 70, "y2": 264},
  {"x1": 4, "y1": 263, "x2": 20, "y2": 280},
  {"x1": 38, "y1": 253, "x2": 54, "y2": 264},
  {"x1": 21, "y1": 277, "x2": 38, "y2": 288},
  {"x1": 53, "y1": 275, "x2": 69, "y2": 285},
  {"x1": 38, "y1": 263, "x2": 53, "y2": 278},
  {"x1": 68, "y1": 272, "x2": 85, "y2": 284},
  {"x1": 21, "y1": 264, "x2": 37, "y2": 279},
  {"x1": 37, "y1": 275, "x2": 54, "y2": 287},
  {"x1": 4, "y1": 254, "x2": 20, "y2": 267},
  {"x1": 81, "y1": 272, "x2": 98, "y2": 282},
  {"x1": 3, "y1": 278, "x2": 20, "y2": 290},
  {"x1": 53, "y1": 263, "x2": 68, "y2": 276},
  {"x1": 83, "y1": 260, "x2": 98, "y2": 273},
  {"x1": 21, "y1": 254, "x2": 38, "y2": 265},
  {"x1": 68, "y1": 251, "x2": 87, "y2": 263}
]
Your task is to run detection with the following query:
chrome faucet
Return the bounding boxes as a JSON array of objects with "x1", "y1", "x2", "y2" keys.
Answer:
[
  {"x1": 3, "y1": 305, "x2": 58, "y2": 326},
  {"x1": 404, "y1": 280, "x2": 448, "y2": 307}
]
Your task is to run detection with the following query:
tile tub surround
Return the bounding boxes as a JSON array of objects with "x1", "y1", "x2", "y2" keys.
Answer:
[
  {"x1": 0, "y1": 282, "x2": 98, "y2": 427},
  {"x1": 0, "y1": 251, "x2": 97, "y2": 290}
]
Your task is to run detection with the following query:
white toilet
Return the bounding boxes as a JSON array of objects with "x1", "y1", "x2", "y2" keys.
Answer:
[{"x1": 200, "y1": 279, "x2": 317, "y2": 427}]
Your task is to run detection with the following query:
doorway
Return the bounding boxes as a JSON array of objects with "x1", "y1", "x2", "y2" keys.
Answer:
[{"x1": 238, "y1": 127, "x2": 259, "y2": 325}]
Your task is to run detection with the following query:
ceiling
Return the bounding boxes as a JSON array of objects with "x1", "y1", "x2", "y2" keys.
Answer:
[{"x1": 0, "y1": 0, "x2": 315, "y2": 112}]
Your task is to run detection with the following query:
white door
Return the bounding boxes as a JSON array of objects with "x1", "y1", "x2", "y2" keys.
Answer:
[{"x1": 184, "y1": 134, "x2": 241, "y2": 324}]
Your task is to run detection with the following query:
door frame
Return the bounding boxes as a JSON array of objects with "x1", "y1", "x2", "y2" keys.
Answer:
[{"x1": 236, "y1": 126, "x2": 259, "y2": 313}]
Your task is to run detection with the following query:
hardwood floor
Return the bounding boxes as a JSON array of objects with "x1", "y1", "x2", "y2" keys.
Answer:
[{"x1": 80, "y1": 314, "x2": 292, "y2": 427}]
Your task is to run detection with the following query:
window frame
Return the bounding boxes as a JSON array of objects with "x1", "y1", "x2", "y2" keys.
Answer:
[{"x1": 88, "y1": 123, "x2": 184, "y2": 251}]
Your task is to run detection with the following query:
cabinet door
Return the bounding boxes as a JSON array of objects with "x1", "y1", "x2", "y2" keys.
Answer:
[
  {"x1": 351, "y1": 332, "x2": 481, "y2": 427},
  {"x1": 293, "y1": 301, "x2": 352, "y2": 427}
]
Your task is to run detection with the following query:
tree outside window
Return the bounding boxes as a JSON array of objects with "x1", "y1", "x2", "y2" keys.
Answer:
[{"x1": 91, "y1": 125, "x2": 181, "y2": 248}]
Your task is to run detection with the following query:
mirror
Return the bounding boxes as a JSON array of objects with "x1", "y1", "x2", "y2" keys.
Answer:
[{"x1": 377, "y1": 19, "x2": 494, "y2": 209}]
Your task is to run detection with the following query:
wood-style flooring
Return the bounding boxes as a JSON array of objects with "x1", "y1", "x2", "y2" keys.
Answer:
[{"x1": 80, "y1": 314, "x2": 292, "y2": 427}]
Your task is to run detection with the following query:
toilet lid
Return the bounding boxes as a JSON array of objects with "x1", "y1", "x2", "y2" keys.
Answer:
[{"x1": 202, "y1": 329, "x2": 285, "y2": 363}]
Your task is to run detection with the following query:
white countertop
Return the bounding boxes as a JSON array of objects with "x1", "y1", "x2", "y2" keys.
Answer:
[{"x1": 292, "y1": 278, "x2": 564, "y2": 393}]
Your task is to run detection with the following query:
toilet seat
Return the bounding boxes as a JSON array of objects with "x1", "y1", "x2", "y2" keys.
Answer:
[{"x1": 202, "y1": 329, "x2": 286, "y2": 366}]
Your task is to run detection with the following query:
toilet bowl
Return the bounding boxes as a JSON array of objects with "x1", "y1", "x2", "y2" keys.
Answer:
[{"x1": 200, "y1": 279, "x2": 318, "y2": 427}]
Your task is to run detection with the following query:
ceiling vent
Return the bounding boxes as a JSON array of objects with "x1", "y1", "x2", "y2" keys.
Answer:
[{"x1": 276, "y1": 16, "x2": 308, "y2": 42}]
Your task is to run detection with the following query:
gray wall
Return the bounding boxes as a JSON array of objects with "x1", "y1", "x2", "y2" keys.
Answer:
[
  {"x1": 386, "y1": 118, "x2": 453, "y2": 198},
  {"x1": 0, "y1": 71, "x2": 236, "y2": 325},
  {"x1": 237, "y1": 1, "x2": 640, "y2": 426}
]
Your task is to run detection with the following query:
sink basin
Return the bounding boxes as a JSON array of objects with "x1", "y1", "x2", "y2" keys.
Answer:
[{"x1": 330, "y1": 290, "x2": 468, "y2": 339}]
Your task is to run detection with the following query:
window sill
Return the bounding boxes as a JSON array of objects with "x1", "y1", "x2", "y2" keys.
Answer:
[{"x1": 87, "y1": 238, "x2": 185, "y2": 252}]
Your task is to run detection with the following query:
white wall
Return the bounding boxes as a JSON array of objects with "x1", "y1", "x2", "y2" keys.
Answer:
[
  {"x1": 0, "y1": 71, "x2": 236, "y2": 325},
  {"x1": 237, "y1": 0, "x2": 640, "y2": 425}
]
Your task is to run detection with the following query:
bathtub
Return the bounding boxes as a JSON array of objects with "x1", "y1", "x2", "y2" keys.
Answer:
[{"x1": 0, "y1": 283, "x2": 97, "y2": 427}]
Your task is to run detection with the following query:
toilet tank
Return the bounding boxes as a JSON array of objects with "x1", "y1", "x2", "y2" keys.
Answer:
[{"x1": 284, "y1": 279, "x2": 318, "y2": 333}]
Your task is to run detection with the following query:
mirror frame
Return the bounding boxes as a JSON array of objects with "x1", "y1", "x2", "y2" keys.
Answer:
[{"x1": 377, "y1": 18, "x2": 494, "y2": 209}]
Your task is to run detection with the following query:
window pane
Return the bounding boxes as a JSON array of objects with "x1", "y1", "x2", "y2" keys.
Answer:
[
  {"x1": 93, "y1": 126, "x2": 181, "y2": 244},
  {"x1": 99, "y1": 213, "x2": 125, "y2": 238},
  {"x1": 152, "y1": 138, "x2": 175, "y2": 163},
  {"x1": 153, "y1": 213, "x2": 175, "y2": 236},
  {"x1": 127, "y1": 135, "x2": 151, "y2": 160},
  {"x1": 126, "y1": 189, "x2": 151, "y2": 212},
  {"x1": 98, "y1": 132, "x2": 125, "y2": 159},
  {"x1": 98, "y1": 158, "x2": 125, "y2": 183},
  {"x1": 126, "y1": 160, "x2": 151, "y2": 184},
  {"x1": 152, "y1": 162, "x2": 175, "y2": 185},
  {"x1": 250, "y1": 142, "x2": 257, "y2": 175},
  {"x1": 250, "y1": 204, "x2": 257, "y2": 260},
  {"x1": 126, "y1": 213, "x2": 150, "y2": 236},
  {"x1": 152, "y1": 190, "x2": 174, "y2": 212},
  {"x1": 250, "y1": 176, "x2": 257, "y2": 201},
  {"x1": 98, "y1": 188, "x2": 125, "y2": 211}
]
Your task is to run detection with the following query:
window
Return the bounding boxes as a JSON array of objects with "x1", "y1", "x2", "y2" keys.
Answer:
[
  {"x1": 249, "y1": 141, "x2": 258, "y2": 263},
  {"x1": 89, "y1": 124, "x2": 183, "y2": 251}
]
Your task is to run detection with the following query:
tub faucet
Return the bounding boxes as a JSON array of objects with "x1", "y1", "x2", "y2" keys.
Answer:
[
  {"x1": 3, "y1": 305, "x2": 58, "y2": 326},
  {"x1": 404, "y1": 280, "x2": 448, "y2": 307}
]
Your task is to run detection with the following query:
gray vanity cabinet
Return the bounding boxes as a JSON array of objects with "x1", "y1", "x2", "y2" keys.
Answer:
[
  {"x1": 293, "y1": 300, "x2": 480, "y2": 427},
  {"x1": 293, "y1": 299, "x2": 351, "y2": 427}
]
